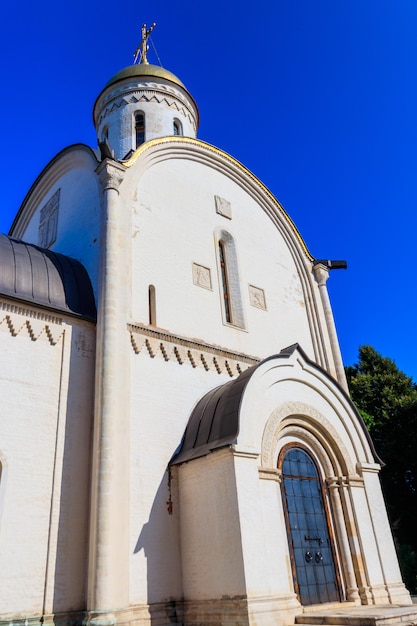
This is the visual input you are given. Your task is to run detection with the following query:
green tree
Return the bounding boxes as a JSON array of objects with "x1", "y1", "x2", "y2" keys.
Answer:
[{"x1": 346, "y1": 345, "x2": 417, "y2": 593}]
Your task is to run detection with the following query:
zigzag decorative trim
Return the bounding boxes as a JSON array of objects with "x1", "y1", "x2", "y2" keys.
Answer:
[
  {"x1": 128, "y1": 323, "x2": 259, "y2": 377},
  {"x1": 98, "y1": 89, "x2": 196, "y2": 127},
  {"x1": 0, "y1": 301, "x2": 64, "y2": 345},
  {"x1": 103, "y1": 80, "x2": 186, "y2": 107}
]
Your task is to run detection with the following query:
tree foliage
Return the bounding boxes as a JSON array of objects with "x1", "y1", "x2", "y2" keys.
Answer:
[{"x1": 346, "y1": 345, "x2": 417, "y2": 592}]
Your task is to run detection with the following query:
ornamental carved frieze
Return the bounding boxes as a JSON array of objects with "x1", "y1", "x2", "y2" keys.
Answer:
[
  {"x1": 260, "y1": 401, "x2": 355, "y2": 477},
  {"x1": 38, "y1": 188, "x2": 60, "y2": 249},
  {"x1": 97, "y1": 84, "x2": 197, "y2": 129},
  {"x1": 128, "y1": 322, "x2": 258, "y2": 377},
  {"x1": 102, "y1": 80, "x2": 190, "y2": 108},
  {"x1": 0, "y1": 302, "x2": 64, "y2": 345}
]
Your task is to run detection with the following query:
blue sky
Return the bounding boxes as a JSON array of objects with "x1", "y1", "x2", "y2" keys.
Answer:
[{"x1": 1, "y1": 1, "x2": 417, "y2": 381}]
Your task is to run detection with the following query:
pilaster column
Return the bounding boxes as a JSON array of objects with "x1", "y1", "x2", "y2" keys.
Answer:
[
  {"x1": 86, "y1": 159, "x2": 130, "y2": 625},
  {"x1": 359, "y1": 462, "x2": 412, "y2": 605},
  {"x1": 313, "y1": 264, "x2": 348, "y2": 392},
  {"x1": 327, "y1": 477, "x2": 360, "y2": 602},
  {"x1": 338, "y1": 475, "x2": 373, "y2": 604}
]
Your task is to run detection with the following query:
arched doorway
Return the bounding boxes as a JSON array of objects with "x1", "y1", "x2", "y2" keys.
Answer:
[{"x1": 279, "y1": 445, "x2": 341, "y2": 605}]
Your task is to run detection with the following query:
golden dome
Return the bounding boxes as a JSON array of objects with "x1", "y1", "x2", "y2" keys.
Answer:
[{"x1": 104, "y1": 64, "x2": 186, "y2": 90}]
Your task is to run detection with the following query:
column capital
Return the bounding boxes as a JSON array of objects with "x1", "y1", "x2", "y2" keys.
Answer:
[
  {"x1": 356, "y1": 461, "x2": 382, "y2": 475},
  {"x1": 96, "y1": 159, "x2": 126, "y2": 192},
  {"x1": 312, "y1": 263, "x2": 329, "y2": 287},
  {"x1": 325, "y1": 476, "x2": 340, "y2": 489}
]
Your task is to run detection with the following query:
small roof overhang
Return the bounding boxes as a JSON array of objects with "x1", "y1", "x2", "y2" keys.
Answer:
[{"x1": 0, "y1": 234, "x2": 96, "y2": 321}]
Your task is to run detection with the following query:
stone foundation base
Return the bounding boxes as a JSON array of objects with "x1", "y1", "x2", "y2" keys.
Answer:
[
  {"x1": 0, "y1": 610, "x2": 86, "y2": 626},
  {"x1": 385, "y1": 581, "x2": 413, "y2": 605},
  {"x1": 85, "y1": 603, "x2": 184, "y2": 626},
  {"x1": 1, "y1": 588, "x2": 413, "y2": 626},
  {"x1": 0, "y1": 596, "x2": 299, "y2": 626},
  {"x1": 182, "y1": 594, "x2": 301, "y2": 626}
]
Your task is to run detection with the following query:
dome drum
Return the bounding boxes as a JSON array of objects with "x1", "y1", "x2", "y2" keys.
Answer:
[{"x1": 93, "y1": 65, "x2": 199, "y2": 160}]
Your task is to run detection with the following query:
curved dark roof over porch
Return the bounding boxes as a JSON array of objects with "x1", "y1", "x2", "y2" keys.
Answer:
[
  {"x1": 0, "y1": 234, "x2": 96, "y2": 320},
  {"x1": 170, "y1": 362, "x2": 258, "y2": 465},
  {"x1": 171, "y1": 344, "x2": 382, "y2": 466}
]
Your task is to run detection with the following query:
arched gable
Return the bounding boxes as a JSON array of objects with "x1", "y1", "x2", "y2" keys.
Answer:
[
  {"x1": 8, "y1": 145, "x2": 101, "y2": 298},
  {"x1": 9, "y1": 144, "x2": 99, "y2": 239},
  {"x1": 172, "y1": 344, "x2": 378, "y2": 472},
  {"x1": 239, "y1": 344, "x2": 378, "y2": 472},
  {"x1": 124, "y1": 136, "x2": 314, "y2": 263},
  {"x1": 123, "y1": 137, "x2": 341, "y2": 379}
]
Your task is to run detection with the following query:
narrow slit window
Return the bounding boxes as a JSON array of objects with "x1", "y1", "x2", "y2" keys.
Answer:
[
  {"x1": 173, "y1": 119, "x2": 182, "y2": 136},
  {"x1": 216, "y1": 230, "x2": 245, "y2": 329},
  {"x1": 219, "y1": 241, "x2": 232, "y2": 323},
  {"x1": 148, "y1": 285, "x2": 156, "y2": 326},
  {"x1": 135, "y1": 113, "x2": 145, "y2": 147}
]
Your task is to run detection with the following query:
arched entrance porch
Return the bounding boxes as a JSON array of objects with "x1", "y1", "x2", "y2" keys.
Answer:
[{"x1": 172, "y1": 345, "x2": 412, "y2": 626}]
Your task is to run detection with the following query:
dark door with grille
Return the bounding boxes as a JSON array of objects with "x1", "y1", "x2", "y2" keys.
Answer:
[{"x1": 280, "y1": 446, "x2": 341, "y2": 605}]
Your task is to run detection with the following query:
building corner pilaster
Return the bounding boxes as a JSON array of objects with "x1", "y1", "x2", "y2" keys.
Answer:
[
  {"x1": 313, "y1": 263, "x2": 348, "y2": 392},
  {"x1": 87, "y1": 157, "x2": 131, "y2": 616}
]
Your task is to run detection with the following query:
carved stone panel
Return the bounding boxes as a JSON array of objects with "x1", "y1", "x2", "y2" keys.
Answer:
[
  {"x1": 38, "y1": 189, "x2": 60, "y2": 248},
  {"x1": 249, "y1": 285, "x2": 267, "y2": 310},
  {"x1": 192, "y1": 263, "x2": 212, "y2": 290},
  {"x1": 214, "y1": 195, "x2": 232, "y2": 220}
]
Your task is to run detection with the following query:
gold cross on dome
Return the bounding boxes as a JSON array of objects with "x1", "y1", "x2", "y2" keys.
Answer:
[{"x1": 133, "y1": 22, "x2": 157, "y2": 65}]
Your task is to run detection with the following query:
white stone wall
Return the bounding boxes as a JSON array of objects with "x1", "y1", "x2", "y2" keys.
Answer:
[
  {"x1": 0, "y1": 303, "x2": 95, "y2": 618},
  {"x1": 178, "y1": 449, "x2": 246, "y2": 600},
  {"x1": 125, "y1": 155, "x2": 316, "y2": 363},
  {"x1": 129, "y1": 351, "x2": 232, "y2": 606}
]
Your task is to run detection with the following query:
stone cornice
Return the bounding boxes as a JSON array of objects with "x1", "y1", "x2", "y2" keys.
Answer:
[
  {"x1": 128, "y1": 322, "x2": 259, "y2": 376},
  {"x1": 258, "y1": 468, "x2": 281, "y2": 482}
]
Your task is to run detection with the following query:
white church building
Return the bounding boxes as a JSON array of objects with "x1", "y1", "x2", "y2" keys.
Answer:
[{"x1": 1, "y1": 31, "x2": 416, "y2": 626}]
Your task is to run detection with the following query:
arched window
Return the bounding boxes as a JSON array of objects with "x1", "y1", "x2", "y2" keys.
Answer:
[
  {"x1": 216, "y1": 231, "x2": 245, "y2": 329},
  {"x1": 148, "y1": 285, "x2": 156, "y2": 326},
  {"x1": 135, "y1": 112, "x2": 145, "y2": 147},
  {"x1": 279, "y1": 445, "x2": 340, "y2": 606},
  {"x1": 173, "y1": 119, "x2": 182, "y2": 136},
  {"x1": 219, "y1": 241, "x2": 231, "y2": 323}
]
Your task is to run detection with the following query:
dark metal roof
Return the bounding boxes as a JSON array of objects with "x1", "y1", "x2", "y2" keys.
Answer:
[
  {"x1": 170, "y1": 363, "x2": 258, "y2": 465},
  {"x1": 171, "y1": 344, "x2": 383, "y2": 467},
  {"x1": 0, "y1": 234, "x2": 96, "y2": 320}
]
